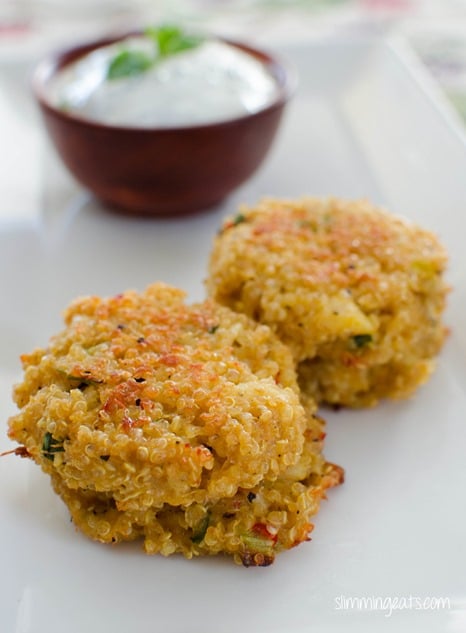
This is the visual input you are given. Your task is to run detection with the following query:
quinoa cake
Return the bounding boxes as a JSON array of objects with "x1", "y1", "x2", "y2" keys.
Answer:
[
  {"x1": 207, "y1": 197, "x2": 449, "y2": 407},
  {"x1": 7, "y1": 282, "x2": 342, "y2": 565}
]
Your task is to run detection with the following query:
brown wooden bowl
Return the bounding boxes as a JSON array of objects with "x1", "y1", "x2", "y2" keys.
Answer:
[{"x1": 33, "y1": 33, "x2": 295, "y2": 216}]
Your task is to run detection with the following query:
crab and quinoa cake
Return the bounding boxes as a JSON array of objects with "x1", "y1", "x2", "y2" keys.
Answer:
[
  {"x1": 207, "y1": 197, "x2": 449, "y2": 407},
  {"x1": 7, "y1": 282, "x2": 342, "y2": 566},
  {"x1": 49, "y1": 411, "x2": 342, "y2": 567}
]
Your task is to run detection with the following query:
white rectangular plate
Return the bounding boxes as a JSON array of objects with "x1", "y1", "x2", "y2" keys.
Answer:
[{"x1": 1, "y1": 36, "x2": 465, "y2": 633}]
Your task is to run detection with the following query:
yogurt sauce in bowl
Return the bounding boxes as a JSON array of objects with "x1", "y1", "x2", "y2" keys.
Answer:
[
  {"x1": 33, "y1": 28, "x2": 294, "y2": 215},
  {"x1": 46, "y1": 36, "x2": 282, "y2": 128}
]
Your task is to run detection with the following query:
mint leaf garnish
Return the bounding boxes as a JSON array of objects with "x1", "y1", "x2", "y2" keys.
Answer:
[
  {"x1": 146, "y1": 24, "x2": 204, "y2": 58},
  {"x1": 107, "y1": 25, "x2": 204, "y2": 81},
  {"x1": 107, "y1": 50, "x2": 153, "y2": 80}
]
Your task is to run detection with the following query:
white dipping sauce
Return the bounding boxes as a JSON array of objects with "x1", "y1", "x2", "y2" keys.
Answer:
[{"x1": 48, "y1": 38, "x2": 280, "y2": 127}]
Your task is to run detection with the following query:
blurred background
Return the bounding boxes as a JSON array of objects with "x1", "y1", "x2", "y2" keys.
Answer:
[
  {"x1": 2, "y1": 0, "x2": 466, "y2": 219},
  {"x1": 2, "y1": 0, "x2": 466, "y2": 120}
]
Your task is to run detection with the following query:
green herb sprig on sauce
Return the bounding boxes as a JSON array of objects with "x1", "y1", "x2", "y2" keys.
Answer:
[{"x1": 107, "y1": 25, "x2": 204, "y2": 81}]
